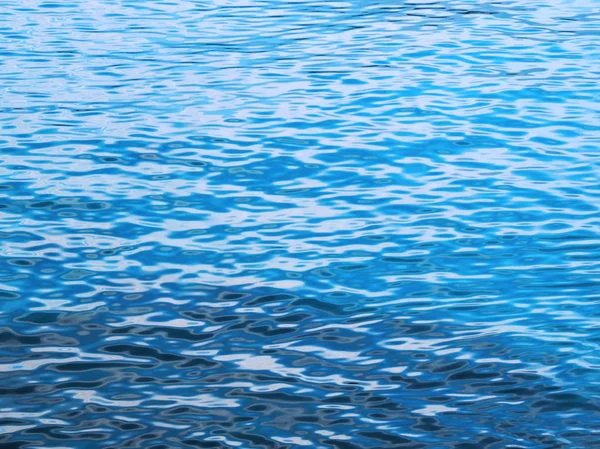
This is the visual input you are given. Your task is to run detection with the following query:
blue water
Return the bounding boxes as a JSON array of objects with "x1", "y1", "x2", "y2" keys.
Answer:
[{"x1": 1, "y1": 0, "x2": 600, "y2": 448}]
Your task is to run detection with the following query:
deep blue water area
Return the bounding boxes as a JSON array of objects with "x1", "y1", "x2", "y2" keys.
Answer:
[{"x1": 1, "y1": 0, "x2": 600, "y2": 448}]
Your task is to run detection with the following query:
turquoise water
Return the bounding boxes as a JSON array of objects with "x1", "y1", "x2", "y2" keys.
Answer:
[{"x1": 1, "y1": 0, "x2": 600, "y2": 448}]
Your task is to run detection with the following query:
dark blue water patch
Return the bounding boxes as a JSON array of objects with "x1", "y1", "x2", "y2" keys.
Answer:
[{"x1": 2, "y1": 286, "x2": 600, "y2": 449}]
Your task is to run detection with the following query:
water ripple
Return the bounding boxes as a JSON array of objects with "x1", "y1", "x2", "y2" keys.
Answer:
[{"x1": 1, "y1": 0, "x2": 600, "y2": 448}]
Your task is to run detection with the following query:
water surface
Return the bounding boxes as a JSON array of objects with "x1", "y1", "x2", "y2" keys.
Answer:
[{"x1": 1, "y1": 0, "x2": 600, "y2": 448}]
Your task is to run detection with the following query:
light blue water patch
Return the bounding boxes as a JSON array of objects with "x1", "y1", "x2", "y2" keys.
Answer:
[{"x1": 1, "y1": 0, "x2": 600, "y2": 448}]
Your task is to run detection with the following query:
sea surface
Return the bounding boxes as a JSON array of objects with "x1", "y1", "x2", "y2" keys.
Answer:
[{"x1": 1, "y1": 0, "x2": 600, "y2": 448}]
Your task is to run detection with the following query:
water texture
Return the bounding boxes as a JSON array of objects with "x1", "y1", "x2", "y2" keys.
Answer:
[{"x1": 1, "y1": 0, "x2": 600, "y2": 448}]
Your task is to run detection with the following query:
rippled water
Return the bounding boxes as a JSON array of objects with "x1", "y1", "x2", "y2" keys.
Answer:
[{"x1": 1, "y1": 0, "x2": 600, "y2": 448}]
